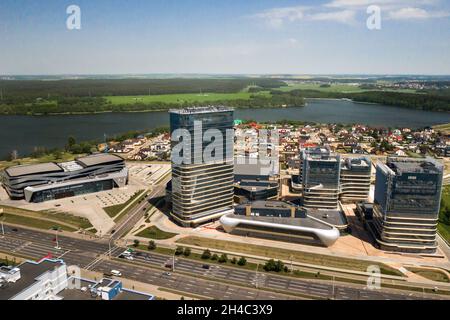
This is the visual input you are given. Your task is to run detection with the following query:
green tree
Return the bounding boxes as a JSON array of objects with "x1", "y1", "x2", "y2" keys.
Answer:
[
  {"x1": 175, "y1": 246, "x2": 184, "y2": 256},
  {"x1": 218, "y1": 254, "x2": 228, "y2": 263},
  {"x1": 237, "y1": 257, "x2": 247, "y2": 266},
  {"x1": 133, "y1": 239, "x2": 140, "y2": 247},
  {"x1": 211, "y1": 254, "x2": 219, "y2": 261},
  {"x1": 183, "y1": 247, "x2": 191, "y2": 257},
  {"x1": 201, "y1": 249, "x2": 212, "y2": 260},
  {"x1": 148, "y1": 240, "x2": 156, "y2": 251}
]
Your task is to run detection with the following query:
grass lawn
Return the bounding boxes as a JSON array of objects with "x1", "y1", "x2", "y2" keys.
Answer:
[
  {"x1": 433, "y1": 123, "x2": 450, "y2": 135},
  {"x1": 0, "y1": 212, "x2": 77, "y2": 232},
  {"x1": 407, "y1": 267, "x2": 449, "y2": 283},
  {"x1": 106, "y1": 91, "x2": 271, "y2": 105},
  {"x1": 0, "y1": 205, "x2": 91, "y2": 231},
  {"x1": 177, "y1": 236, "x2": 402, "y2": 276},
  {"x1": 277, "y1": 83, "x2": 419, "y2": 94},
  {"x1": 103, "y1": 190, "x2": 145, "y2": 219},
  {"x1": 136, "y1": 226, "x2": 177, "y2": 240}
]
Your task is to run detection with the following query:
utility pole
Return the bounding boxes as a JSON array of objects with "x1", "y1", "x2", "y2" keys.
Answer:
[{"x1": 1, "y1": 220, "x2": 5, "y2": 237}]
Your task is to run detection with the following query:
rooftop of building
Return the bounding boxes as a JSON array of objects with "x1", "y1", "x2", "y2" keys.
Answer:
[
  {"x1": 4, "y1": 154, "x2": 124, "y2": 178},
  {"x1": 302, "y1": 146, "x2": 339, "y2": 162},
  {"x1": 0, "y1": 259, "x2": 64, "y2": 300},
  {"x1": 76, "y1": 153, "x2": 124, "y2": 167},
  {"x1": 60, "y1": 278, "x2": 154, "y2": 301},
  {"x1": 169, "y1": 106, "x2": 234, "y2": 115},
  {"x1": 5, "y1": 162, "x2": 63, "y2": 178},
  {"x1": 224, "y1": 213, "x2": 333, "y2": 230},
  {"x1": 341, "y1": 157, "x2": 371, "y2": 170},
  {"x1": 386, "y1": 157, "x2": 443, "y2": 175}
]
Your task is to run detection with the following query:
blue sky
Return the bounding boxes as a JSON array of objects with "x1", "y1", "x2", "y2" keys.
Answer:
[{"x1": 0, "y1": 0, "x2": 449, "y2": 75}]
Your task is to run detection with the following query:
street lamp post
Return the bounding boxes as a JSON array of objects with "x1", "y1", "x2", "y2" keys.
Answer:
[
  {"x1": 255, "y1": 263, "x2": 259, "y2": 289},
  {"x1": 1, "y1": 220, "x2": 4, "y2": 237},
  {"x1": 172, "y1": 251, "x2": 176, "y2": 272},
  {"x1": 54, "y1": 228, "x2": 61, "y2": 250},
  {"x1": 109, "y1": 237, "x2": 114, "y2": 259},
  {"x1": 332, "y1": 275, "x2": 336, "y2": 300}
]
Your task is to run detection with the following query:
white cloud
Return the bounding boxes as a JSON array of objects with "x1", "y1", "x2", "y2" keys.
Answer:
[
  {"x1": 388, "y1": 7, "x2": 450, "y2": 19},
  {"x1": 309, "y1": 10, "x2": 356, "y2": 24},
  {"x1": 252, "y1": 6, "x2": 356, "y2": 27},
  {"x1": 252, "y1": 6, "x2": 308, "y2": 28},
  {"x1": 325, "y1": 0, "x2": 439, "y2": 9}
]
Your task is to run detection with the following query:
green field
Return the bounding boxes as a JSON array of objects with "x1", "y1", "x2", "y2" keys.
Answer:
[
  {"x1": 136, "y1": 226, "x2": 177, "y2": 240},
  {"x1": 277, "y1": 83, "x2": 419, "y2": 94},
  {"x1": 106, "y1": 91, "x2": 271, "y2": 105},
  {"x1": 407, "y1": 267, "x2": 450, "y2": 283}
]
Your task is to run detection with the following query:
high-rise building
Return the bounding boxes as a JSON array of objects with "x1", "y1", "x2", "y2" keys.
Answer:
[
  {"x1": 371, "y1": 157, "x2": 443, "y2": 253},
  {"x1": 169, "y1": 106, "x2": 235, "y2": 227},
  {"x1": 301, "y1": 147, "x2": 341, "y2": 209},
  {"x1": 340, "y1": 157, "x2": 372, "y2": 203}
]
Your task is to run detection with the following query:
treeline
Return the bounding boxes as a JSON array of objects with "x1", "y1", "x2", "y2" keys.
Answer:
[
  {"x1": 0, "y1": 91, "x2": 305, "y2": 115},
  {"x1": 285, "y1": 89, "x2": 450, "y2": 112},
  {"x1": 0, "y1": 78, "x2": 283, "y2": 100}
]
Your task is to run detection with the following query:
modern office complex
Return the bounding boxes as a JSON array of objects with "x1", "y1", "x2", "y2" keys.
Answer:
[
  {"x1": 220, "y1": 201, "x2": 340, "y2": 247},
  {"x1": 169, "y1": 106, "x2": 235, "y2": 227},
  {"x1": 291, "y1": 147, "x2": 371, "y2": 204},
  {"x1": 370, "y1": 157, "x2": 443, "y2": 254},
  {"x1": 301, "y1": 147, "x2": 341, "y2": 210},
  {"x1": 340, "y1": 157, "x2": 372, "y2": 203},
  {"x1": 1, "y1": 154, "x2": 128, "y2": 203}
]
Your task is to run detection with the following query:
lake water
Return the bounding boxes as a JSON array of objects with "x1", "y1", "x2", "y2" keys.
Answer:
[{"x1": 1, "y1": 99, "x2": 448, "y2": 159}]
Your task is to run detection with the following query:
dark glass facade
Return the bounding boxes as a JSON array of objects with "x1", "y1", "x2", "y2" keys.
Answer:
[
  {"x1": 30, "y1": 179, "x2": 115, "y2": 203},
  {"x1": 170, "y1": 107, "x2": 235, "y2": 226}
]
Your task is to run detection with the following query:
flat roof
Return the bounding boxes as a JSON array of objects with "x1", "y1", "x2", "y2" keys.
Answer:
[
  {"x1": 0, "y1": 259, "x2": 64, "y2": 300},
  {"x1": 169, "y1": 106, "x2": 234, "y2": 114},
  {"x1": 227, "y1": 214, "x2": 333, "y2": 230},
  {"x1": 60, "y1": 278, "x2": 153, "y2": 300},
  {"x1": 76, "y1": 154, "x2": 124, "y2": 167},
  {"x1": 5, "y1": 162, "x2": 63, "y2": 178},
  {"x1": 387, "y1": 157, "x2": 443, "y2": 175},
  {"x1": 306, "y1": 208, "x2": 348, "y2": 227}
]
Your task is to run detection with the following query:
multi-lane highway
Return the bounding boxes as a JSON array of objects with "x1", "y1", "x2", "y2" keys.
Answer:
[{"x1": 0, "y1": 225, "x2": 444, "y2": 300}]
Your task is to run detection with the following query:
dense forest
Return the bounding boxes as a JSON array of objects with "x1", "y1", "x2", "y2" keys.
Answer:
[
  {"x1": 0, "y1": 78, "x2": 283, "y2": 99},
  {"x1": 285, "y1": 89, "x2": 450, "y2": 112},
  {"x1": 0, "y1": 78, "x2": 449, "y2": 115}
]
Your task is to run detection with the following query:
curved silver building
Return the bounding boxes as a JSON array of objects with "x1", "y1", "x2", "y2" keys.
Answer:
[
  {"x1": 1, "y1": 154, "x2": 127, "y2": 203},
  {"x1": 220, "y1": 214, "x2": 340, "y2": 247}
]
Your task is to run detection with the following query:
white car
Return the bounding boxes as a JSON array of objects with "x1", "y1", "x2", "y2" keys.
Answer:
[{"x1": 111, "y1": 270, "x2": 122, "y2": 277}]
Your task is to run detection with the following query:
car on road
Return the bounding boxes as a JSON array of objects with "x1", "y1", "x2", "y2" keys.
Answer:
[
  {"x1": 125, "y1": 255, "x2": 134, "y2": 261},
  {"x1": 11, "y1": 228, "x2": 18, "y2": 232},
  {"x1": 164, "y1": 272, "x2": 171, "y2": 276},
  {"x1": 202, "y1": 264, "x2": 210, "y2": 270},
  {"x1": 111, "y1": 270, "x2": 122, "y2": 277}
]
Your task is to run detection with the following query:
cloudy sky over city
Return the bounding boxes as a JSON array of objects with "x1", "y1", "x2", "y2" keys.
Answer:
[{"x1": 0, "y1": 0, "x2": 449, "y2": 75}]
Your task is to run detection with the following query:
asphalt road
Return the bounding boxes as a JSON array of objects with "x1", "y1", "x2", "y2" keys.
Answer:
[
  {"x1": 111, "y1": 175, "x2": 170, "y2": 240},
  {"x1": 0, "y1": 226, "x2": 444, "y2": 300}
]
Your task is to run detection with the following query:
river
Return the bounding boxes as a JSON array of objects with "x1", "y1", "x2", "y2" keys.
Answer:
[{"x1": 1, "y1": 99, "x2": 448, "y2": 159}]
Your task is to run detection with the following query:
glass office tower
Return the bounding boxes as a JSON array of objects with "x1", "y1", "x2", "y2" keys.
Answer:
[
  {"x1": 169, "y1": 106, "x2": 234, "y2": 227},
  {"x1": 373, "y1": 157, "x2": 443, "y2": 253},
  {"x1": 301, "y1": 147, "x2": 341, "y2": 209}
]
